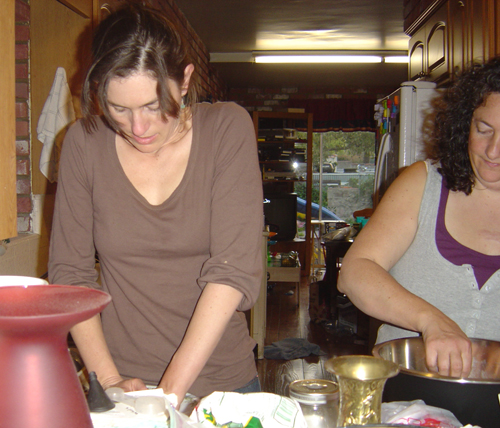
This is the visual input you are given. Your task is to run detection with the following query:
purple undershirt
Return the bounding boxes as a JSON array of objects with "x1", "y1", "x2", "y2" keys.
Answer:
[{"x1": 435, "y1": 181, "x2": 500, "y2": 289}]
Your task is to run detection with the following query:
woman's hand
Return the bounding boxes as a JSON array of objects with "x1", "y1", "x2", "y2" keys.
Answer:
[
  {"x1": 421, "y1": 316, "x2": 472, "y2": 378},
  {"x1": 102, "y1": 375, "x2": 148, "y2": 392},
  {"x1": 158, "y1": 282, "x2": 244, "y2": 406}
]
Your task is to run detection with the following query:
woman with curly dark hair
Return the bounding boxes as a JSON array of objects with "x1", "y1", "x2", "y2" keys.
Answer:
[
  {"x1": 338, "y1": 56, "x2": 500, "y2": 379},
  {"x1": 429, "y1": 56, "x2": 500, "y2": 194}
]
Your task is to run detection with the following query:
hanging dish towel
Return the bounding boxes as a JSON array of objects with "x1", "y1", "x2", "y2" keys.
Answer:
[{"x1": 37, "y1": 67, "x2": 76, "y2": 182}]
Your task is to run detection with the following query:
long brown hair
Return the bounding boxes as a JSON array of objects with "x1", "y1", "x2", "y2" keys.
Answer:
[{"x1": 81, "y1": 2, "x2": 198, "y2": 135}]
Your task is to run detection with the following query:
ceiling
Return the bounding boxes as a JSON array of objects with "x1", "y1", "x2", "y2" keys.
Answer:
[{"x1": 174, "y1": 0, "x2": 411, "y2": 90}]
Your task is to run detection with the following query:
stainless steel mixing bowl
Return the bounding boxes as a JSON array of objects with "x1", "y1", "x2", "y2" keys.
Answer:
[{"x1": 372, "y1": 337, "x2": 500, "y2": 428}]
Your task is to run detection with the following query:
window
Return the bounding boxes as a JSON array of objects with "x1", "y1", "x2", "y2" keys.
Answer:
[{"x1": 296, "y1": 130, "x2": 375, "y2": 224}]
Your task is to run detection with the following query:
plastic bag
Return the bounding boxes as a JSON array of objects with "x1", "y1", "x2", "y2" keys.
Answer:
[
  {"x1": 382, "y1": 400, "x2": 463, "y2": 427},
  {"x1": 190, "y1": 391, "x2": 307, "y2": 428},
  {"x1": 90, "y1": 389, "x2": 202, "y2": 428}
]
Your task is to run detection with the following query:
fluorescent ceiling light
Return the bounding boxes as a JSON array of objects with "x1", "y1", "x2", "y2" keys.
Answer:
[
  {"x1": 384, "y1": 56, "x2": 409, "y2": 63},
  {"x1": 254, "y1": 55, "x2": 382, "y2": 64},
  {"x1": 210, "y1": 51, "x2": 408, "y2": 64}
]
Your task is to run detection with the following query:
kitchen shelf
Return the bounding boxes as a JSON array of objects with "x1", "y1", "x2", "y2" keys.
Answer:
[
  {"x1": 253, "y1": 111, "x2": 313, "y2": 275},
  {"x1": 258, "y1": 139, "x2": 308, "y2": 143},
  {"x1": 262, "y1": 180, "x2": 306, "y2": 183}
]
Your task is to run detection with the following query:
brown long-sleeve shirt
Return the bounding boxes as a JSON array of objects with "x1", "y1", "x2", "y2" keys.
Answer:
[{"x1": 49, "y1": 102, "x2": 263, "y2": 397}]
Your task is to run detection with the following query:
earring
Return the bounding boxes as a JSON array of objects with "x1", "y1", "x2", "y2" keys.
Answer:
[{"x1": 180, "y1": 96, "x2": 186, "y2": 109}]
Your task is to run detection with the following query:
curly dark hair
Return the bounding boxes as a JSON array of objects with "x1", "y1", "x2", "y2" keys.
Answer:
[
  {"x1": 426, "y1": 56, "x2": 500, "y2": 194},
  {"x1": 81, "y1": 2, "x2": 198, "y2": 135}
]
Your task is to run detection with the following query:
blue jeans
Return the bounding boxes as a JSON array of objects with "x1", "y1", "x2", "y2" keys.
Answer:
[{"x1": 233, "y1": 376, "x2": 261, "y2": 393}]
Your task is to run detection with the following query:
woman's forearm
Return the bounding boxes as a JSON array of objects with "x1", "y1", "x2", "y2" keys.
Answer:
[
  {"x1": 338, "y1": 257, "x2": 445, "y2": 334},
  {"x1": 340, "y1": 256, "x2": 472, "y2": 378},
  {"x1": 158, "y1": 282, "x2": 244, "y2": 400},
  {"x1": 70, "y1": 314, "x2": 123, "y2": 388}
]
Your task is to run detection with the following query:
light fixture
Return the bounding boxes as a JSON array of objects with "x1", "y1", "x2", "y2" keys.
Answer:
[
  {"x1": 384, "y1": 56, "x2": 409, "y2": 63},
  {"x1": 254, "y1": 55, "x2": 382, "y2": 64},
  {"x1": 210, "y1": 51, "x2": 408, "y2": 64}
]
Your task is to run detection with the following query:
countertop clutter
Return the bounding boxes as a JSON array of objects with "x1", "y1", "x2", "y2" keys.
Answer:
[
  {"x1": 91, "y1": 390, "x2": 308, "y2": 428},
  {"x1": 88, "y1": 349, "x2": 496, "y2": 428},
  {"x1": 88, "y1": 388, "x2": 484, "y2": 428}
]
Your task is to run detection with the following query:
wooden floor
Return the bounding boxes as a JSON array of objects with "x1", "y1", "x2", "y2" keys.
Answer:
[{"x1": 256, "y1": 275, "x2": 370, "y2": 396}]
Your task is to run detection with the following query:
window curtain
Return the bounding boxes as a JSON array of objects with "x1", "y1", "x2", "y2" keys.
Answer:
[{"x1": 288, "y1": 98, "x2": 377, "y2": 132}]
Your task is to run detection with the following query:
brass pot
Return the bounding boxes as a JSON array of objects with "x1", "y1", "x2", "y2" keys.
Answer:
[{"x1": 325, "y1": 355, "x2": 399, "y2": 426}]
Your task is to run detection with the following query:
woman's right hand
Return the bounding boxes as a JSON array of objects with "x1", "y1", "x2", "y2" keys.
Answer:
[
  {"x1": 421, "y1": 315, "x2": 472, "y2": 378},
  {"x1": 102, "y1": 375, "x2": 148, "y2": 392}
]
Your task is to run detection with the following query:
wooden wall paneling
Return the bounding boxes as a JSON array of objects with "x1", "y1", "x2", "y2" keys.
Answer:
[
  {"x1": 93, "y1": 0, "x2": 126, "y2": 27},
  {"x1": 449, "y1": 0, "x2": 467, "y2": 76},
  {"x1": 30, "y1": 0, "x2": 93, "y2": 197},
  {"x1": 0, "y1": 0, "x2": 17, "y2": 240},
  {"x1": 30, "y1": 0, "x2": 93, "y2": 251},
  {"x1": 57, "y1": 0, "x2": 92, "y2": 17},
  {"x1": 492, "y1": 0, "x2": 500, "y2": 57},
  {"x1": 469, "y1": 0, "x2": 491, "y2": 64}
]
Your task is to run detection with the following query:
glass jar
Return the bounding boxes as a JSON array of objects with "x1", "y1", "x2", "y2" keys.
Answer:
[
  {"x1": 289, "y1": 379, "x2": 339, "y2": 428},
  {"x1": 280, "y1": 251, "x2": 297, "y2": 267}
]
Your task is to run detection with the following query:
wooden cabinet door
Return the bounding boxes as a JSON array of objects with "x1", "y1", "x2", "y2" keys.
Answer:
[
  {"x1": 0, "y1": 0, "x2": 16, "y2": 240},
  {"x1": 407, "y1": 0, "x2": 499, "y2": 84},
  {"x1": 409, "y1": 26, "x2": 426, "y2": 80},
  {"x1": 496, "y1": 0, "x2": 500, "y2": 56},
  {"x1": 407, "y1": 1, "x2": 450, "y2": 84},
  {"x1": 426, "y1": 1, "x2": 449, "y2": 83}
]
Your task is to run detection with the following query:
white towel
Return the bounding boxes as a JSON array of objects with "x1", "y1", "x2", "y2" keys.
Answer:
[{"x1": 37, "y1": 67, "x2": 76, "y2": 182}]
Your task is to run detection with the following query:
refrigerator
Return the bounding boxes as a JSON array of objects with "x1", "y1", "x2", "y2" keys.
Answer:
[{"x1": 373, "y1": 81, "x2": 438, "y2": 207}]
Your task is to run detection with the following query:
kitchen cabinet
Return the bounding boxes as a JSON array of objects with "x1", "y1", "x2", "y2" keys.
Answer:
[
  {"x1": 449, "y1": 0, "x2": 495, "y2": 77},
  {"x1": 0, "y1": 0, "x2": 17, "y2": 240},
  {"x1": 409, "y1": 26, "x2": 426, "y2": 80},
  {"x1": 252, "y1": 111, "x2": 313, "y2": 275},
  {"x1": 426, "y1": 3, "x2": 448, "y2": 83},
  {"x1": 407, "y1": 0, "x2": 499, "y2": 85},
  {"x1": 408, "y1": 0, "x2": 449, "y2": 84}
]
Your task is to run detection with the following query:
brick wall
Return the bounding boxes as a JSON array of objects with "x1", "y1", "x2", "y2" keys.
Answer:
[
  {"x1": 226, "y1": 85, "x2": 400, "y2": 114},
  {"x1": 154, "y1": 0, "x2": 226, "y2": 101},
  {"x1": 15, "y1": 0, "x2": 31, "y2": 233}
]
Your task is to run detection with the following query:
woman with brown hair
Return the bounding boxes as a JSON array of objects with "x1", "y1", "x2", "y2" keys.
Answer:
[{"x1": 49, "y1": 3, "x2": 263, "y2": 405}]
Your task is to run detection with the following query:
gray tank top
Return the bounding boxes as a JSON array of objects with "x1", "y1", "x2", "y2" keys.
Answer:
[{"x1": 376, "y1": 160, "x2": 500, "y2": 344}]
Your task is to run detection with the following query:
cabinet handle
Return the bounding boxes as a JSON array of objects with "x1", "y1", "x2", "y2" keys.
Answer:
[{"x1": 457, "y1": 1, "x2": 465, "y2": 7}]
